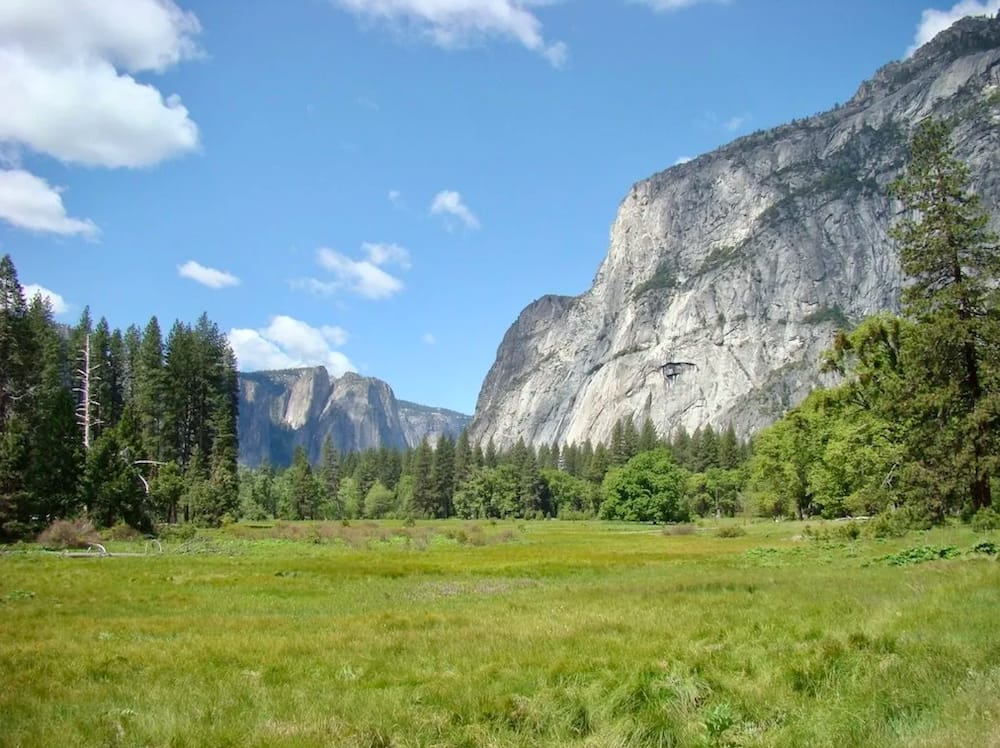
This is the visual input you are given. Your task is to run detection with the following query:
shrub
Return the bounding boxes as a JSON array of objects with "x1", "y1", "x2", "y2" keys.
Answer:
[
  {"x1": 971, "y1": 507, "x2": 1000, "y2": 533},
  {"x1": 156, "y1": 523, "x2": 197, "y2": 542},
  {"x1": 37, "y1": 518, "x2": 100, "y2": 549},
  {"x1": 716, "y1": 525, "x2": 746, "y2": 538},
  {"x1": 103, "y1": 521, "x2": 143, "y2": 541},
  {"x1": 864, "y1": 507, "x2": 931, "y2": 538}
]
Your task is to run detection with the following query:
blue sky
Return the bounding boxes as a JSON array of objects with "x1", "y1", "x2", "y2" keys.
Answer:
[{"x1": 2, "y1": 0, "x2": 997, "y2": 415}]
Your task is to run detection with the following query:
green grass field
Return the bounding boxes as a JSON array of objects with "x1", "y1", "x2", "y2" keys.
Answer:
[{"x1": 2, "y1": 520, "x2": 999, "y2": 747}]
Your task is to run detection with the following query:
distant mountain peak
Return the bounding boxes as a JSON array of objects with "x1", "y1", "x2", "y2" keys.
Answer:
[{"x1": 238, "y1": 367, "x2": 470, "y2": 466}]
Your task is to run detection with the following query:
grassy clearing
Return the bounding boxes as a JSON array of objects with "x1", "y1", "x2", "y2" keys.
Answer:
[{"x1": 2, "y1": 519, "x2": 999, "y2": 747}]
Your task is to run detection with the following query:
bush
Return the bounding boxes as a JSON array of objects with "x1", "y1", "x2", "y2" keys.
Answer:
[
  {"x1": 103, "y1": 521, "x2": 143, "y2": 541},
  {"x1": 156, "y1": 523, "x2": 197, "y2": 542},
  {"x1": 971, "y1": 507, "x2": 1000, "y2": 533},
  {"x1": 864, "y1": 507, "x2": 931, "y2": 538},
  {"x1": 37, "y1": 518, "x2": 100, "y2": 549},
  {"x1": 716, "y1": 525, "x2": 746, "y2": 538}
]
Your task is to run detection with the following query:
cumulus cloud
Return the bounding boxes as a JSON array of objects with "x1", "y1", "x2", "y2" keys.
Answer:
[
  {"x1": 0, "y1": 169, "x2": 97, "y2": 236},
  {"x1": 178, "y1": 260, "x2": 240, "y2": 289},
  {"x1": 421, "y1": 332, "x2": 436, "y2": 345},
  {"x1": 331, "y1": 0, "x2": 568, "y2": 67},
  {"x1": 907, "y1": 0, "x2": 1000, "y2": 56},
  {"x1": 229, "y1": 316, "x2": 354, "y2": 376},
  {"x1": 430, "y1": 190, "x2": 480, "y2": 230},
  {"x1": 363, "y1": 241, "x2": 411, "y2": 269},
  {"x1": 293, "y1": 242, "x2": 410, "y2": 300},
  {"x1": 22, "y1": 283, "x2": 69, "y2": 314},
  {"x1": 0, "y1": 0, "x2": 201, "y2": 168},
  {"x1": 313, "y1": 248, "x2": 404, "y2": 299},
  {"x1": 0, "y1": 0, "x2": 201, "y2": 235}
]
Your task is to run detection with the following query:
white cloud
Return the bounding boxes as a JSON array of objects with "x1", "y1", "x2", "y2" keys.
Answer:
[
  {"x1": 430, "y1": 189, "x2": 480, "y2": 230},
  {"x1": 22, "y1": 283, "x2": 69, "y2": 315},
  {"x1": 331, "y1": 0, "x2": 568, "y2": 67},
  {"x1": 0, "y1": 50, "x2": 199, "y2": 169},
  {"x1": 363, "y1": 241, "x2": 411, "y2": 268},
  {"x1": 0, "y1": 0, "x2": 201, "y2": 236},
  {"x1": 422, "y1": 332, "x2": 436, "y2": 345},
  {"x1": 0, "y1": 0, "x2": 201, "y2": 73},
  {"x1": 629, "y1": 0, "x2": 728, "y2": 11},
  {"x1": 229, "y1": 315, "x2": 354, "y2": 376},
  {"x1": 0, "y1": 169, "x2": 97, "y2": 236},
  {"x1": 178, "y1": 260, "x2": 240, "y2": 289},
  {"x1": 674, "y1": 155, "x2": 693, "y2": 165},
  {"x1": 302, "y1": 247, "x2": 405, "y2": 299},
  {"x1": 907, "y1": 1, "x2": 1000, "y2": 56},
  {"x1": 388, "y1": 189, "x2": 402, "y2": 205},
  {"x1": 0, "y1": 0, "x2": 201, "y2": 168}
]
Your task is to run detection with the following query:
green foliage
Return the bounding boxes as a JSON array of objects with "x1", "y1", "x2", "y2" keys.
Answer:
[
  {"x1": 879, "y1": 545, "x2": 960, "y2": 566},
  {"x1": 970, "y1": 507, "x2": 1000, "y2": 532},
  {"x1": 802, "y1": 305, "x2": 850, "y2": 328},
  {"x1": 599, "y1": 449, "x2": 689, "y2": 523},
  {"x1": 632, "y1": 262, "x2": 677, "y2": 299},
  {"x1": 715, "y1": 524, "x2": 746, "y2": 538}
]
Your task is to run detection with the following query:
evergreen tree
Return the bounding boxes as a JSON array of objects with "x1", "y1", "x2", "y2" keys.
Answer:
[
  {"x1": 319, "y1": 436, "x2": 342, "y2": 518},
  {"x1": 638, "y1": 417, "x2": 659, "y2": 453},
  {"x1": 453, "y1": 428, "x2": 472, "y2": 486},
  {"x1": 410, "y1": 438, "x2": 435, "y2": 516},
  {"x1": 430, "y1": 434, "x2": 455, "y2": 516},
  {"x1": 484, "y1": 437, "x2": 498, "y2": 468},
  {"x1": 889, "y1": 118, "x2": 1000, "y2": 510},
  {"x1": 609, "y1": 418, "x2": 626, "y2": 466},
  {"x1": 717, "y1": 423, "x2": 741, "y2": 469}
]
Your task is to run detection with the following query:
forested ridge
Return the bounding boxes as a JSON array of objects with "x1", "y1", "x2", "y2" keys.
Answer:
[{"x1": 0, "y1": 260, "x2": 238, "y2": 540}]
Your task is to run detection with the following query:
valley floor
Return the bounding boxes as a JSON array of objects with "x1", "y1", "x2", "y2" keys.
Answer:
[{"x1": 2, "y1": 520, "x2": 999, "y2": 747}]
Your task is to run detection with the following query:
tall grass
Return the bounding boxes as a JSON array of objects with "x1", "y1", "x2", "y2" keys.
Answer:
[{"x1": 1, "y1": 520, "x2": 998, "y2": 746}]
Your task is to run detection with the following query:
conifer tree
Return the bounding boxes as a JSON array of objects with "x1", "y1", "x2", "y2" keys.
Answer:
[{"x1": 889, "y1": 118, "x2": 1000, "y2": 510}]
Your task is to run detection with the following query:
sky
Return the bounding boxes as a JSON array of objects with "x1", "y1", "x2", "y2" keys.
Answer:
[{"x1": 2, "y1": 0, "x2": 998, "y2": 415}]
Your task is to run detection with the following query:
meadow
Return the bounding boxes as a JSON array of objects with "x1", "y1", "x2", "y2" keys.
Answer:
[{"x1": 2, "y1": 520, "x2": 999, "y2": 747}]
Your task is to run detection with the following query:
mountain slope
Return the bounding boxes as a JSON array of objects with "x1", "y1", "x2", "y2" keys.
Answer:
[
  {"x1": 471, "y1": 13, "x2": 1000, "y2": 449},
  {"x1": 238, "y1": 368, "x2": 471, "y2": 466}
]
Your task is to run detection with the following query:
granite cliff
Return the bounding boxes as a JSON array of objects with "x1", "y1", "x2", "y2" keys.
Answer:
[
  {"x1": 471, "y1": 13, "x2": 1000, "y2": 449},
  {"x1": 238, "y1": 367, "x2": 470, "y2": 466}
]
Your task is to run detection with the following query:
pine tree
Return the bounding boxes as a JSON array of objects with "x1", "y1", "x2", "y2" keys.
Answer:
[
  {"x1": 453, "y1": 429, "x2": 472, "y2": 486},
  {"x1": 638, "y1": 417, "x2": 659, "y2": 453},
  {"x1": 889, "y1": 118, "x2": 1000, "y2": 510},
  {"x1": 410, "y1": 438, "x2": 435, "y2": 516},
  {"x1": 319, "y1": 436, "x2": 342, "y2": 517},
  {"x1": 136, "y1": 316, "x2": 167, "y2": 460},
  {"x1": 430, "y1": 434, "x2": 455, "y2": 516}
]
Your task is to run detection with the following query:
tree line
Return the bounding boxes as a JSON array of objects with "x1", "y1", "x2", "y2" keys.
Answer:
[
  {"x1": 236, "y1": 418, "x2": 748, "y2": 524},
  {"x1": 0, "y1": 257, "x2": 238, "y2": 540}
]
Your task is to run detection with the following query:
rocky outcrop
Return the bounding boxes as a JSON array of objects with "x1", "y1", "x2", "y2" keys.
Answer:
[
  {"x1": 471, "y1": 13, "x2": 1000, "y2": 449},
  {"x1": 238, "y1": 368, "x2": 470, "y2": 466}
]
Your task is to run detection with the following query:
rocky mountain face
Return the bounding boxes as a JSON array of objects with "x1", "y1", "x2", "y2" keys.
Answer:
[
  {"x1": 471, "y1": 13, "x2": 1000, "y2": 450},
  {"x1": 238, "y1": 368, "x2": 470, "y2": 466}
]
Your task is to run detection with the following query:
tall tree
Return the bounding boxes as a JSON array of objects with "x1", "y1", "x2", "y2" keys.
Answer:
[
  {"x1": 889, "y1": 118, "x2": 1000, "y2": 510},
  {"x1": 319, "y1": 436, "x2": 342, "y2": 518}
]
